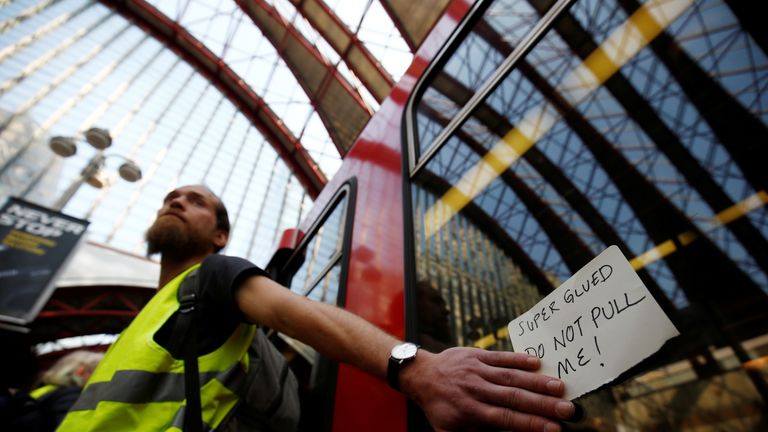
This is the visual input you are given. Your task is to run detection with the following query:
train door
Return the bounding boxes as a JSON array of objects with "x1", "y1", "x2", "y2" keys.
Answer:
[{"x1": 267, "y1": 181, "x2": 356, "y2": 431}]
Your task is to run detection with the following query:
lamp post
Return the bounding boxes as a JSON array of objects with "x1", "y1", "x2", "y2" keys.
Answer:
[{"x1": 47, "y1": 128, "x2": 142, "y2": 212}]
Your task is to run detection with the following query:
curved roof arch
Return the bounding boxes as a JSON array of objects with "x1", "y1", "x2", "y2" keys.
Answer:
[
  {"x1": 94, "y1": 0, "x2": 430, "y2": 183},
  {"x1": 99, "y1": 0, "x2": 327, "y2": 198}
]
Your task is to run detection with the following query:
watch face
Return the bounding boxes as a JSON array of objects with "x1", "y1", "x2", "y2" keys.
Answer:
[{"x1": 391, "y1": 343, "x2": 418, "y2": 360}]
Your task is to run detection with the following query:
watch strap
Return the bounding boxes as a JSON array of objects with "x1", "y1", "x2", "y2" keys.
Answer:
[{"x1": 387, "y1": 356, "x2": 404, "y2": 391}]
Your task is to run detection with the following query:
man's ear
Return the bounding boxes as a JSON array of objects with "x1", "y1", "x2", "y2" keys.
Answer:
[{"x1": 214, "y1": 230, "x2": 229, "y2": 250}]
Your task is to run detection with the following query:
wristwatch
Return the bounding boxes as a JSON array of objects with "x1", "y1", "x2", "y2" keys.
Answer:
[{"x1": 387, "y1": 342, "x2": 419, "y2": 391}]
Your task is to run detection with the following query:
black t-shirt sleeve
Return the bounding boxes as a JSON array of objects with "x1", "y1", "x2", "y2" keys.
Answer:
[
  {"x1": 198, "y1": 254, "x2": 271, "y2": 322},
  {"x1": 154, "y1": 254, "x2": 271, "y2": 357}
]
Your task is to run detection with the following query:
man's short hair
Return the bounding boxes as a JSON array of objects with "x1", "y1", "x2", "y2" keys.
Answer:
[
  {"x1": 213, "y1": 195, "x2": 230, "y2": 234},
  {"x1": 201, "y1": 186, "x2": 230, "y2": 253}
]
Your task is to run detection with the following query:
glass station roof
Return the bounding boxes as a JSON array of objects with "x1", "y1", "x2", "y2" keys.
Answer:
[{"x1": 0, "y1": 0, "x2": 414, "y2": 266}]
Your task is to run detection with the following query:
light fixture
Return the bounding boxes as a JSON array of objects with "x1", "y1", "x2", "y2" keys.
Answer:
[
  {"x1": 85, "y1": 171, "x2": 108, "y2": 189},
  {"x1": 84, "y1": 127, "x2": 112, "y2": 150},
  {"x1": 49, "y1": 136, "x2": 77, "y2": 157},
  {"x1": 118, "y1": 160, "x2": 142, "y2": 182},
  {"x1": 45, "y1": 128, "x2": 143, "y2": 211}
]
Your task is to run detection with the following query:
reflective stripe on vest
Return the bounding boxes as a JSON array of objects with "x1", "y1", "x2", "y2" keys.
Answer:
[
  {"x1": 29, "y1": 384, "x2": 58, "y2": 400},
  {"x1": 70, "y1": 357, "x2": 247, "y2": 411},
  {"x1": 57, "y1": 265, "x2": 255, "y2": 431}
]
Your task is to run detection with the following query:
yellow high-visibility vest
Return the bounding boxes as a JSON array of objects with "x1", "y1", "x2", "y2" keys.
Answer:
[{"x1": 58, "y1": 265, "x2": 256, "y2": 431}]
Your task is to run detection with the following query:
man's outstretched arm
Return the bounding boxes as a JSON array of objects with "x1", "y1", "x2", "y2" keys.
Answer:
[{"x1": 235, "y1": 275, "x2": 577, "y2": 432}]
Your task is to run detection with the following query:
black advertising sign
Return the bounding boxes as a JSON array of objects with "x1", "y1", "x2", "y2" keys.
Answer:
[{"x1": 0, "y1": 197, "x2": 89, "y2": 327}]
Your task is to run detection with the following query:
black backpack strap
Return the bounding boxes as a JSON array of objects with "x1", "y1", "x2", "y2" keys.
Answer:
[{"x1": 169, "y1": 268, "x2": 203, "y2": 432}]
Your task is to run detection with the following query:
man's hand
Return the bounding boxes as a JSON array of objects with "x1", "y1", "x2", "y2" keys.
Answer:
[{"x1": 399, "y1": 348, "x2": 576, "y2": 432}]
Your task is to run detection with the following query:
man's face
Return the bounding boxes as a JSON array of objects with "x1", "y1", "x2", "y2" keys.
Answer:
[{"x1": 145, "y1": 185, "x2": 228, "y2": 257}]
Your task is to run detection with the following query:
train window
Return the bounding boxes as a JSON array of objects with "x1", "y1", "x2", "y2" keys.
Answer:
[
  {"x1": 407, "y1": 0, "x2": 768, "y2": 429},
  {"x1": 274, "y1": 182, "x2": 355, "y2": 431},
  {"x1": 410, "y1": 0, "x2": 565, "y2": 169},
  {"x1": 285, "y1": 188, "x2": 349, "y2": 305}
]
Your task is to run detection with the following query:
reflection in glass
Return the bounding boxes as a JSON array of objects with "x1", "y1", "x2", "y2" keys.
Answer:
[
  {"x1": 413, "y1": 0, "x2": 554, "y2": 160},
  {"x1": 288, "y1": 194, "x2": 347, "y2": 303},
  {"x1": 410, "y1": 0, "x2": 768, "y2": 429}
]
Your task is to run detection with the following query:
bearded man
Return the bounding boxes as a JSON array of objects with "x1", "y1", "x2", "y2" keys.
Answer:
[{"x1": 58, "y1": 185, "x2": 580, "y2": 431}]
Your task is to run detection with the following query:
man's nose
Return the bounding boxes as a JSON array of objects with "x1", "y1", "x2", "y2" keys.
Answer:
[{"x1": 168, "y1": 196, "x2": 185, "y2": 209}]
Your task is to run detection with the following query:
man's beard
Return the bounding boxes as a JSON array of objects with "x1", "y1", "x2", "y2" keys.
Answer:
[{"x1": 145, "y1": 216, "x2": 211, "y2": 258}]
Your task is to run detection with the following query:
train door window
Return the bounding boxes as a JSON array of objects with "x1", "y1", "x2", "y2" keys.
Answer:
[
  {"x1": 409, "y1": 0, "x2": 567, "y2": 171},
  {"x1": 274, "y1": 181, "x2": 355, "y2": 431},
  {"x1": 285, "y1": 194, "x2": 348, "y2": 305},
  {"x1": 406, "y1": 0, "x2": 768, "y2": 430}
]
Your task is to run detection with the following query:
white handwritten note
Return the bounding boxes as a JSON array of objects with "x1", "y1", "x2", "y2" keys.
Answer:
[{"x1": 508, "y1": 246, "x2": 679, "y2": 400}]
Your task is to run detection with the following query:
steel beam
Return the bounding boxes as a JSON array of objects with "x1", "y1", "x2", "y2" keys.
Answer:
[
  {"x1": 99, "y1": 0, "x2": 326, "y2": 198},
  {"x1": 378, "y1": 0, "x2": 452, "y2": 52},
  {"x1": 288, "y1": 0, "x2": 394, "y2": 102},
  {"x1": 236, "y1": 0, "x2": 373, "y2": 156}
]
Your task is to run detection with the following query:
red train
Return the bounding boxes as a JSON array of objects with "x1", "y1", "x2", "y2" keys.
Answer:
[{"x1": 266, "y1": 0, "x2": 768, "y2": 430}]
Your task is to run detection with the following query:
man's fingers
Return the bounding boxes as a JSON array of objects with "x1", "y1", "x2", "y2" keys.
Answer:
[
  {"x1": 479, "y1": 363, "x2": 565, "y2": 397},
  {"x1": 470, "y1": 382, "x2": 575, "y2": 420},
  {"x1": 477, "y1": 350, "x2": 541, "y2": 370}
]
